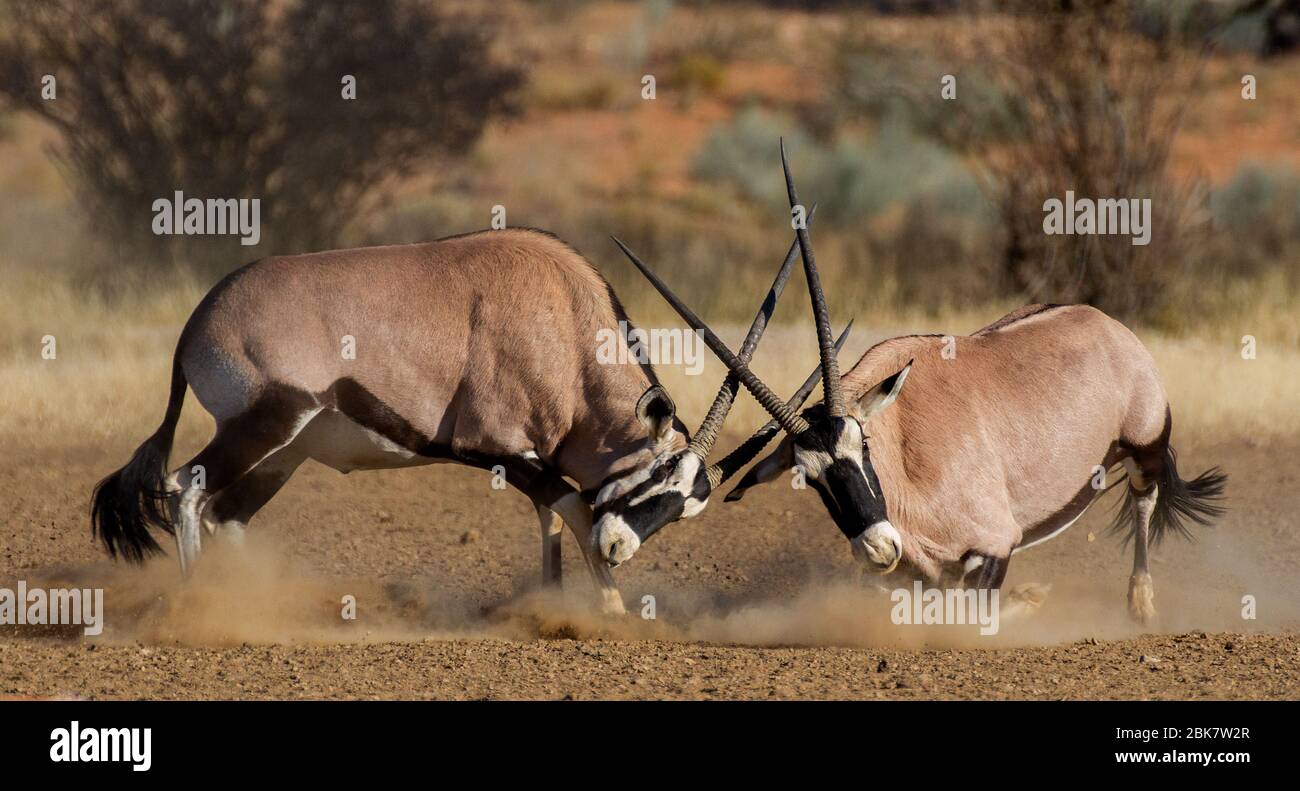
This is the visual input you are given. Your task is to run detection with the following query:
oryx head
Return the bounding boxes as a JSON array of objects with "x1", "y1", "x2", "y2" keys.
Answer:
[
  {"x1": 592, "y1": 204, "x2": 839, "y2": 567},
  {"x1": 603, "y1": 141, "x2": 913, "y2": 574},
  {"x1": 588, "y1": 382, "x2": 711, "y2": 566},
  {"x1": 729, "y1": 142, "x2": 914, "y2": 574},
  {"x1": 725, "y1": 363, "x2": 911, "y2": 575}
]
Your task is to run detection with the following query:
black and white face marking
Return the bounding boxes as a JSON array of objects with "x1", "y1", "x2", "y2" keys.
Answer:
[
  {"x1": 790, "y1": 408, "x2": 902, "y2": 574},
  {"x1": 592, "y1": 448, "x2": 711, "y2": 566},
  {"x1": 792, "y1": 413, "x2": 884, "y2": 536}
]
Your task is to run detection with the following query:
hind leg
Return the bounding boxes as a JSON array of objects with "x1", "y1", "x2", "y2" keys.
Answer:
[
  {"x1": 1122, "y1": 458, "x2": 1159, "y2": 624},
  {"x1": 536, "y1": 504, "x2": 563, "y2": 587},
  {"x1": 165, "y1": 472, "x2": 201, "y2": 576},
  {"x1": 167, "y1": 390, "x2": 319, "y2": 576},
  {"x1": 202, "y1": 445, "x2": 307, "y2": 549}
]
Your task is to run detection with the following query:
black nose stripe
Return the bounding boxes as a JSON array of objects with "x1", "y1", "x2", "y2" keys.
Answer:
[
  {"x1": 605, "y1": 490, "x2": 686, "y2": 539},
  {"x1": 813, "y1": 460, "x2": 890, "y2": 539}
]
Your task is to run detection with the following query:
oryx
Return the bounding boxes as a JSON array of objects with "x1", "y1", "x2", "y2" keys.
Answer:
[
  {"x1": 91, "y1": 228, "x2": 831, "y2": 613},
  {"x1": 608, "y1": 145, "x2": 1227, "y2": 623}
]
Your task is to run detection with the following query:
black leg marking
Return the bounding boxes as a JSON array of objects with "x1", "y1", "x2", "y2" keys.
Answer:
[
  {"x1": 205, "y1": 447, "x2": 305, "y2": 526},
  {"x1": 171, "y1": 386, "x2": 316, "y2": 575},
  {"x1": 546, "y1": 527, "x2": 562, "y2": 580},
  {"x1": 970, "y1": 554, "x2": 1009, "y2": 590},
  {"x1": 319, "y1": 377, "x2": 621, "y2": 603},
  {"x1": 184, "y1": 385, "x2": 317, "y2": 495}
]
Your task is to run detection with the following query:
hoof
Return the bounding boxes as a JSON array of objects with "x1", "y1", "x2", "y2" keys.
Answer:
[
  {"x1": 599, "y1": 589, "x2": 626, "y2": 617},
  {"x1": 1128, "y1": 572, "x2": 1156, "y2": 624},
  {"x1": 1000, "y1": 582, "x2": 1051, "y2": 622}
]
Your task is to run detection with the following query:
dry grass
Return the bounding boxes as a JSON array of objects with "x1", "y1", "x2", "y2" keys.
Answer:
[
  {"x1": 2, "y1": 270, "x2": 1296, "y2": 459},
  {"x1": 0, "y1": 269, "x2": 212, "y2": 452}
]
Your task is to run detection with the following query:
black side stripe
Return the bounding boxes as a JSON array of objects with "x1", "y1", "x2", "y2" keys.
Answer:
[{"x1": 321, "y1": 377, "x2": 575, "y2": 506}]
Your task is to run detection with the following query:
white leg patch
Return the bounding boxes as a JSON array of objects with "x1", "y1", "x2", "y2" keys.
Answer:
[
  {"x1": 1122, "y1": 457, "x2": 1149, "y2": 491},
  {"x1": 175, "y1": 484, "x2": 206, "y2": 576},
  {"x1": 550, "y1": 493, "x2": 623, "y2": 613},
  {"x1": 219, "y1": 520, "x2": 247, "y2": 548}
]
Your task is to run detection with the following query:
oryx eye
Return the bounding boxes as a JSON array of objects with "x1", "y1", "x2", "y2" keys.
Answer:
[{"x1": 653, "y1": 456, "x2": 678, "y2": 482}]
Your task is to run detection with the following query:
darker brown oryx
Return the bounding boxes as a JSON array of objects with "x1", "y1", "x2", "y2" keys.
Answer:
[
  {"x1": 610, "y1": 145, "x2": 1227, "y2": 623},
  {"x1": 90, "y1": 228, "x2": 836, "y2": 614}
]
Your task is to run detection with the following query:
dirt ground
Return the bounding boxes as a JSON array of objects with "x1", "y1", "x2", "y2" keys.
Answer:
[{"x1": 1, "y1": 437, "x2": 1297, "y2": 700}]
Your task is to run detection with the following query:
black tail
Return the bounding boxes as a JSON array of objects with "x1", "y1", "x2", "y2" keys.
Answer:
[
  {"x1": 90, "y1": 351, "x2": 187, "y2": 563},
  {"x1": 1109, "y1": 445, "x2": 1227, "y2": 546}
]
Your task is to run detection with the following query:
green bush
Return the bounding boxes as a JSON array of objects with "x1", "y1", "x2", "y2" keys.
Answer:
[
  {"x1": 690, "y1": 107, "x2": 988, "y2": 228},
  {"x1": 666, "y1": 54, "x2": 727, "y2": 100},
  {"x1": 1209, "y1": 162, "x2": 1300, "y2": 270}
]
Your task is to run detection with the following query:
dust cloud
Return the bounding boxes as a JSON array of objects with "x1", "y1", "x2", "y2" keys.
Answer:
[{"x1": 15, "y1": 529, "x2": 1297, "y2": 651}]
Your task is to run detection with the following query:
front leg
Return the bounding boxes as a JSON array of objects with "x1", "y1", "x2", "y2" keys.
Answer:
[
  {"x1": 475, "y1": 453, "x2": 624, "y2": 614},
  {"x1": 960, "y1": 552, "x2": 1050, "y2": 622},
  {"x1": 959, "y1": 552, "x2": 1009, "y2": 590},
  {"x1": 549, "y1": 492, "x2": 625, "y2": 616}
]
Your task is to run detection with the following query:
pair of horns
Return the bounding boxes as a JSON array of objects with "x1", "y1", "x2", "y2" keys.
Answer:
[
  {"x1": 685, "y1": 203, "x2": 817, "y2": 461},
  {"x1": 612, "y1": 142, "x2": 849, "y2": 487}
]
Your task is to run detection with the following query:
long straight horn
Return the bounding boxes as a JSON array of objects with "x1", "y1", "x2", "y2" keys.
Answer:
[
  {"x1": 707, "y1": 321, "x2": 852, "y2": 486},
  {"x1": 689, "y1": 205, "x2": 818, "y2": 463},
  {"x1": 612, "y1": 237, "x2": 810, "y2": 437},
  {"x1": 780, "y1": 138, "x2": 845, "y2": 417}
]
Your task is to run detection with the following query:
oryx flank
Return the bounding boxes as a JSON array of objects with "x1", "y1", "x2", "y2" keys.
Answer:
[
  {"x1": 91, "y1": 228, "x2": 829, "y2": 613},
  {"x1": 613, "y1": 144, "x2": 1227, "y2": 623}
]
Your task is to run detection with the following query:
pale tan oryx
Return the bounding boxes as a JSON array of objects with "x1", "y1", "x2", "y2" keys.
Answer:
[
  {"x1": 91, "y1": 227, "x2": 842, "y2": 613},
  {"x1": 610, "y1": 144, "x2": 1227, "y2": 623}
]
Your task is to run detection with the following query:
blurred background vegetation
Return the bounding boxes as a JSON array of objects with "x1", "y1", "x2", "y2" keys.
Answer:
[{"x1": 0, "y1": 0, "x2": 1297, "y2": 342}]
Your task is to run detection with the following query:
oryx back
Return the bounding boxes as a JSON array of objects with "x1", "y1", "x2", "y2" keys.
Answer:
[{"x1": 178, "y1": 228, "x2": 655, "y2": 483}]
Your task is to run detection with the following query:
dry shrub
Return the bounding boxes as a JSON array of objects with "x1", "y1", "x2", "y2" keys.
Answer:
[
  {"x1": 0, "y1": 0, "x2": 523, "y2": 274},
  {"x1": 831, "y1": 1, "x2": 1219, "y2": 324},
  {"x1": 961, "y1": 1, "x2": 1212, "y2": 322}
]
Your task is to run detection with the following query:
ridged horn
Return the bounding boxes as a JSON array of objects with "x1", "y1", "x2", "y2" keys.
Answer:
[
  {"x1": 780, "y1": 138, "x2": 845, "y2": 417},
  {"x1": 611, "y1": 237, "x2": 811, "y2": 440},
  {"x1": 706, "y1": 320, "x2": 852, "y2": 487},
  {"x1": 689, "y1": 204, "x2": 818, "y2": 462}
]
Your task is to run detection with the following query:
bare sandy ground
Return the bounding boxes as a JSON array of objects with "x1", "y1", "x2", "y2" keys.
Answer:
[{"x1": 1, "y1": 438, "x2": 1296, "y2": 699}]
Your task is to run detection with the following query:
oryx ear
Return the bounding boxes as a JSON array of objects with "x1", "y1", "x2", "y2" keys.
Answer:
[
  {"x1": 852, "y1": 359, "x2": 912, "y2": 422},
  {"x1": 724, "y1": 439, "x2": 793, "y2": 502},
  {"x1": 636, "y1": 384, "x2": 677, "y2": 444}
]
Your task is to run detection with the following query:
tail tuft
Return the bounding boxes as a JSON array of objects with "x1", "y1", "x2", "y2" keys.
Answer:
[
  {"x1": 1108, "y1": 445, "x2": 1227, "y2": 546},
  {"x1": 89, "y1": 352, "x2": 186, "y2": 563},
  {"x1": 90, "y1": 436, "x2": 174, "y2": 562}
]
